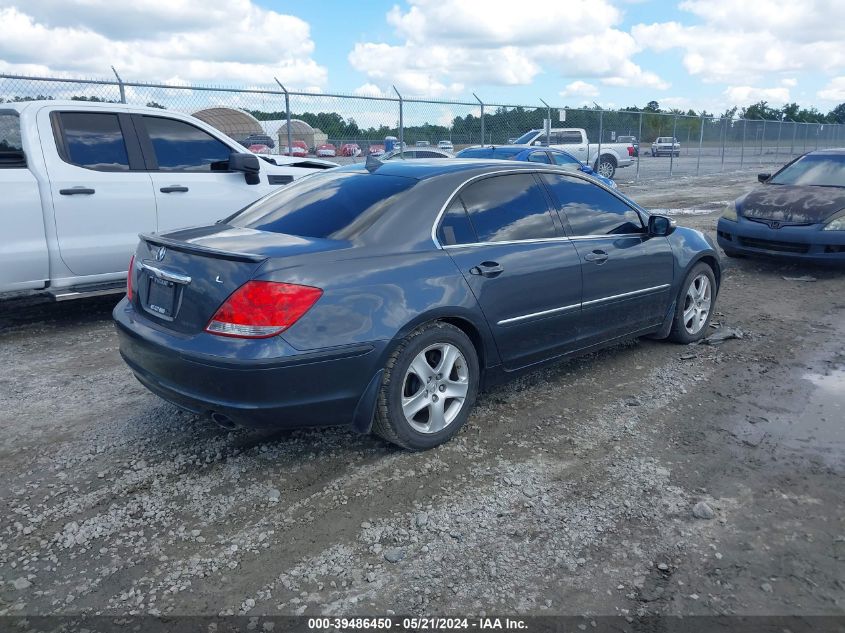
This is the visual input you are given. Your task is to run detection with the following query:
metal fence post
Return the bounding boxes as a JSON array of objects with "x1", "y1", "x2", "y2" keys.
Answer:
[
  {"x1": 791, "y1": 119, "x2": 797, "y2": 155},
  {"x1": 816, "y1": 123, "x2": 821, "y2": 150},
  {"x1": 760, "y1": 117, "x2": 766, "y2": 156},
  {"x1": 720, "y1": 117, "x2": 726, "y2": 171},
  {"x1": 597, "y1": 109, "x2": 603, "y2": 172},
  {"x1": 696, "y1": 114, "x2": 704, "y2": 176},
  {"x1": 474, "y1": 93, "x2": 484, "y2": 145},
  {"x1": 636, "y1": 111, "x2": 642, "y2": 182},
  {"x1": 803, "y1": 122, "x2": 808, "y2": 153},
  {"x1": 393, "y1": 86, "x2": 404, "y2": 157},
  {"x1": 540, "y1": 98, "x2": 551, "y2": 147},
  {"x1": 274, "y1": 78, "x2": 292, "y2": 155},
  {"x1": 740, "y1": 118, "x2": 746, "y2": 168},
  {"x1": 776, "y1": 117, "x2": 783, "y2": 157},
  {"x1": 111, "y1": 66, "x2": 126, "y2": 103},
  {"x1": 669, "y1": 115, "x2": 677, "y2": 176}
]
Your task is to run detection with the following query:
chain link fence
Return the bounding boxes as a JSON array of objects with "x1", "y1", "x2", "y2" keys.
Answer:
[{"x1": 3, "y1": 72, "x2": 843, "y2": 182}]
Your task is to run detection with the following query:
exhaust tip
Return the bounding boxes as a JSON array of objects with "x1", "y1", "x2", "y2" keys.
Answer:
[{"x1": 210, "y1": 412, "x2": 238, "y2": 430}]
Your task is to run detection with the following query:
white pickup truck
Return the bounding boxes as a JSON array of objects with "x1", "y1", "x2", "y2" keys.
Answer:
[
  {"x1": 0, "y1": 100, "x2": 336, "y2": 301},
  {"x1": 511, "y1": 128, "x2": 634, "y2": 179}
]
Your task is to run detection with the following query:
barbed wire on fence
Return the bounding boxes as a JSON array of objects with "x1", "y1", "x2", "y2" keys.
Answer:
[{"x1": 2, "y1": 72, "x2": 843, "y2": 182}]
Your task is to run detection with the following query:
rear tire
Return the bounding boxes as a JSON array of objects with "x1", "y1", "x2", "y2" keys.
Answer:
[
  {"x1": 373, "y1": 322, "x2": 479, "y2": 450},
  {"x1": 668, "y1": 263, "x2": 717, "y2": 344}
]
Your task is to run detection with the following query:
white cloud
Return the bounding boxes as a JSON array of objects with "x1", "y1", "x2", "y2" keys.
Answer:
[
  {"x1": 0, "y1": 2, "x2": 327, "y2": 88},
  {"x1": 560, "y1": 81, "x2": 599, "y2": 99},
  {"x1": 633, "y1": 0, "x2": 845, "y2": 85},
  {"x1": 349, "y1": 0, "x2": 666, "y2": 97},
  {"x1": 818, "y1": 77, "x2": 845, "y2": 102},
  {"x1": 724, "y1": 85, "x2": 791, "y2": 106}
]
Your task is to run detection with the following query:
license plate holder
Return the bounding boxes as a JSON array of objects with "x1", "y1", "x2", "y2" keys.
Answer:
[{"x1": 146, "y1": 275, "x2": 176, "y2": 318}]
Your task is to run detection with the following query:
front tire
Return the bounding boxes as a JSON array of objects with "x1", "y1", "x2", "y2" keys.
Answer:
[
  {"x1": 373, "y1": 322, "x2": 479, "y2": 450},
  {"x1": 668, "y1": 263, "x2": 717, "y2": 344}
]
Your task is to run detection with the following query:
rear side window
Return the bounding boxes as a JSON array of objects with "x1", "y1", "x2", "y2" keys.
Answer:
[
  {"x1": 229, "y1": 171, "x2": 416, "y2": 239},
  {"x1": 142, "y1": 116, "x2": 232, "y2": 171},
  {"x1": 0, "y1": 111, "x2": 24, "y2": 168},
  {"x1": 438, "y1": 197, "x2": 477, "y2": 246},
  {"x1": 58, "y1": 112, "x2": 130, "y2": 171},
  {"x1": 528, "y1": 152, "x2": 551, "y2": 164},
  {"x1": 458, "y1": 173, "x2": 557, "y2": 243},
  {"x1": 542, "y1": 174, "x2": 642, "y2": 235}
]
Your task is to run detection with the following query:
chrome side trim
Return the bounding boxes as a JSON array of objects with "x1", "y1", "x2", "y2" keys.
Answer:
[
  {"x1": 441, "y1": 233, "x2": 645, "y2": 249},
  {"x1": 497, "y1": 303, "x2": 580, "y2": 326},
  {"x1": 581, "y1": 283, "x2": 670, "y2": 308},
  {"x1": 137, "y1": 262, "x2": 192, "y2": 285}
]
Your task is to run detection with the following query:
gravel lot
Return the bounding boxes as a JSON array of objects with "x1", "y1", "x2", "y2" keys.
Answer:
[{"x1": 1, "y1": 167, "x2": 843, "y2": 619}]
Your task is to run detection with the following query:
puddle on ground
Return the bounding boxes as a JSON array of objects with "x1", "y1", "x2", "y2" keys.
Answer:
[{"x1": 769, "y1": 366, "x2": 845, "y2": 470}]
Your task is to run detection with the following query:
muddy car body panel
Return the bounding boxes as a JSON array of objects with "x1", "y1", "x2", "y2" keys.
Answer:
[
  {"x1": 717, "y1": 150, "x2": 845, "y2": 262},
  {"x1": 114, "y1": 160, "x2": 720, "y2": 433}
]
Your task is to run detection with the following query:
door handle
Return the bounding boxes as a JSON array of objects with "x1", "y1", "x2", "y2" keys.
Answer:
[
  {"x1": 584, "y1": 250, "x2": 609, "y2": 264},
  {"x1": 160, "y1": 186, "x2": 189, "y2": 193},
  {"x1": 59, "y1": 187, "x2": 95, "y2": 195},
  {"x1": 469, "y1": 261, "x2": 504, "y2": 278}
]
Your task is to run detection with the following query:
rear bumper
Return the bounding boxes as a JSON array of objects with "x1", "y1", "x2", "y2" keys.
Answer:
[
  {"x1": 114, "y1": 299, "x2": 387, "y2": 429},
  {"x1": 716, "y1": 218, "x2": 845, "y2": 263}
]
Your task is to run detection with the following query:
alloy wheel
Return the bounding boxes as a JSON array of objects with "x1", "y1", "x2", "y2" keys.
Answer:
[
  {"x1": 682, "y1": 274, "x2": 712, "y2": 334},
  {"x1": 401, "y1": 343, "x2": 469, "y2": 434}
]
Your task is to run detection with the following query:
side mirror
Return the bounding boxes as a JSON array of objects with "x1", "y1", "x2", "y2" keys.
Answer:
[
  {"x1": 229, "y1": 152, "x2": 260, "y2": 185},
  {"x1": 648, "y1": 214, "x2": 676, "y2": 237},
  {"x1": 757, "y1": 172, "x2": 771, "y2": 183}
]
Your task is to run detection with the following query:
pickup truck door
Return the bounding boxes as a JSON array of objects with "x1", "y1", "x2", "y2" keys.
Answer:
[
  {"x1": 133, "y1": 115, "x2": 275, "y2": 231},
  {"x1": 39, "y1": 108, "x2": 157, "y2": 277},
  {"x1": 534, "y1": 130, "x2": 588, "y2": 161}
]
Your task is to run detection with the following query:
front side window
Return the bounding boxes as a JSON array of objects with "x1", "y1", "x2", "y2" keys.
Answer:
[
  {"x1": 458, "y1": 173, "x2": 557, "y2": 243},
  {"x1": 143, "y1": 116, "x2": 232, "y2": 172},
  {"x1": 542, "y1": 173, "x2": 643, "y2": 236},
  {"x1": 551, "y1": 152, "x2": 580, "y2": 167},
  {"x1": 58, "y1": 112, "x2": 130, "y2": 171}
]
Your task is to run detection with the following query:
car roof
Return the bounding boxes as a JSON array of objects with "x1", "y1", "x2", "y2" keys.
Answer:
[
  {"x1": 336, "y1": 158, "x2": 539, "y2": 180},
  {"x1": 806, "y1": 148, "x2": 845, "y2": 155}
]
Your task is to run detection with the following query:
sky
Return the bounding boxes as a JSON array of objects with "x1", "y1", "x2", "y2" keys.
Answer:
[{"x1": 1, "y1": 0, "x2": 845, "y2": 114}]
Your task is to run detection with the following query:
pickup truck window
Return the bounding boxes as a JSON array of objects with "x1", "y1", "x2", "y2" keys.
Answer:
[
  {"x1": 541, "y1": 173, "x2": 643, "y2": 236},
  {"x1": 57, "y1": 112, "x2": 130, "y2": 172},
  {"x1": 0, "y1": 112, "x2": 22, "y2": 151},
  {"x1": 142, "y1": 116, "x2": 232, "y2": 172}
]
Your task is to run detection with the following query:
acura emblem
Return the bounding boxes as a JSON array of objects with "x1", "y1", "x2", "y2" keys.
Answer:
[{"x1": 155, "y1": 246, "x2": 167, "y2": 261}]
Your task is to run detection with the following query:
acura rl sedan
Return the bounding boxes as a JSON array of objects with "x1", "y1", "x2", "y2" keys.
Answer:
[
  {"x1": 114, "y1": 160, "x2": 721, "y2": 450},
  {"x1": 717, "y1": 149, "x2": 845, "y2": 262}
]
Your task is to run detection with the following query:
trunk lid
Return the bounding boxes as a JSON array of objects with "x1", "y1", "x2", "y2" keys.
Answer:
[{"x1": 132, "y1": 225, "x2": 344, "y2": 334}]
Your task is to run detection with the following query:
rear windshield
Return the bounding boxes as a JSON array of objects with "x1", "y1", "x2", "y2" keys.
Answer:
[
  {"x1": 228, "y1": 171, "x2": 417, "y2": 239},
  {"x1": 769, "y1": 153, "x2": 845, "y2": 187},
  {"x1": 458, "y1": 147, "x2": 521, "y2": 159}
]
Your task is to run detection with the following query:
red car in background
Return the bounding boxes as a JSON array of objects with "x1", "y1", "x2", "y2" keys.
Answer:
[
  {"x1": 316, "y1": 143, "x2": 337, "y2": 157},
  {"x1": 247, "y1": 144, "x2": 271, "y2": 155},
  {"x1": 340, "y1": 143, "x2": 362, "y2": 157},
  {"x1": 368, "y1": 144, "x2": 385, "y2": 156},
  {"x1": 282, "y1": 140, "x2": 309, "y2": 157}
]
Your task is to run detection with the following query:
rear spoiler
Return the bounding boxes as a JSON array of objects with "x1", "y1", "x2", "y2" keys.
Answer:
[{"x1": 139, "y1": 233, "x2": 266, "y2": 263}]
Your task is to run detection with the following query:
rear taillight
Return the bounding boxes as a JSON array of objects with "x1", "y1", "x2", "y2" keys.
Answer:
[
  {"x1": 127, "y1": 255, "x2": 135, "y2": 300},
  {"x1": 205, "y1": 281, "x2": 323, "y2": 339},
  {"x1": 627, "y1": 146, "x2": 634, "y2": 156}
]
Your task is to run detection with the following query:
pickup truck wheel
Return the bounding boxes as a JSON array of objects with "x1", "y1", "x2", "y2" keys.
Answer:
[
  {"x1": 651, "y1": 149, "x2": 657, "y2": 157},
  {"x1": 595, "y1": 156, "x2": 616, "y2": 179}
]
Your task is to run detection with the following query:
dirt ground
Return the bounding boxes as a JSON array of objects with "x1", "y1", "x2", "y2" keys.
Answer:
[{"x1": 0, "y1": 167, "x2": 843, "y2": 621}]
